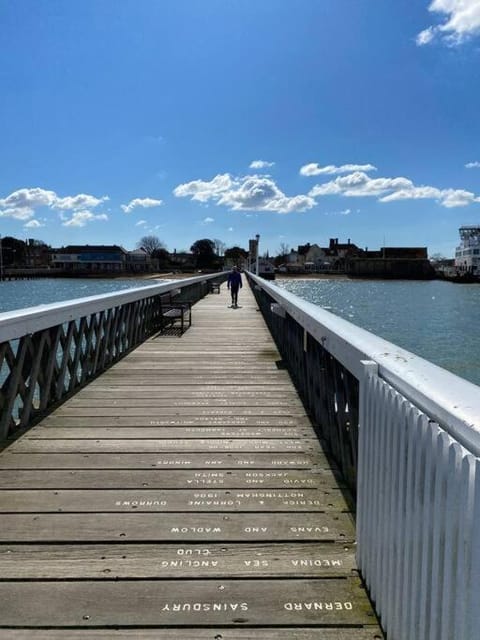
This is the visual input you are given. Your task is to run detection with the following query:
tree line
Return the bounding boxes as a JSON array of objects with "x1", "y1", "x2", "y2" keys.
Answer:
[
  {"x1": 137, "y1": 235, "x2": 248, "y2": 270},
  {"x1": 0, "y1": 234, "x2": 251, "y2": 270}
]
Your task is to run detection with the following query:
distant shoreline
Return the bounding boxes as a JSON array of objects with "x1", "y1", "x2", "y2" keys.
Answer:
[
  {"x1": 274, "y1": 273, "x2": 349, "y2": 280},
  {"x1": 142, "y1": 272, "x2": 350, "y2": 281}
]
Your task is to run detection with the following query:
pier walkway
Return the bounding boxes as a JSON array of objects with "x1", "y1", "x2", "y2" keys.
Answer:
[{"x1": 0, "y1": 283, "x2": 382, "y2": 637}]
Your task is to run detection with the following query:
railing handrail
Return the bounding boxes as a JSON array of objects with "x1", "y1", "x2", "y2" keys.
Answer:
[
  {"x1": 0, "y1": 273, "x2": 220, "y2": 343},
  {"x1": 248, "y1": 272, "x2": 480, "y2": 456}
]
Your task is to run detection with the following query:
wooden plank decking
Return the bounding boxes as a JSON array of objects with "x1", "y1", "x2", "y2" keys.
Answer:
[{"x1": 0, "y1": 283, "x2": 383, "y2": 638}]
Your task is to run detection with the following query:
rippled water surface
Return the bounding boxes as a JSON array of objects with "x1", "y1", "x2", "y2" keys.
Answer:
[
  {"x1": 277, "y1": 278, "x2": 480, "y2": 386},
  {"x1": 0, "y1": 278, "x2": 166, "y2": 313}
]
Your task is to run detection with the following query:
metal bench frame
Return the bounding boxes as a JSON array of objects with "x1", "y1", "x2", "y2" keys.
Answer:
[
  {"x1": 159, "y1": 291, "x2": 192, "y2": 335},
  {"x1": 209, "y1": 282, "x2": 221, "y2": 294}
]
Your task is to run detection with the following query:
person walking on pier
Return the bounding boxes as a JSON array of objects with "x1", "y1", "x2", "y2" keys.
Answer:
[{"x1": 227, "y1": 265, "x2": 242, "y2": 308}]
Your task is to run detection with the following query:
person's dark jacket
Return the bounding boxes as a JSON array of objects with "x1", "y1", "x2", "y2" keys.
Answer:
[{"x1": 227, "y1": 271, "x2": 243, "y2": 289}]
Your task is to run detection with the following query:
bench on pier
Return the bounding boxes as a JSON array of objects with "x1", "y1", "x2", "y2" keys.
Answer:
[
  {"x1": 159, "y1": 291, "x2": 192, "y2": 335},
  {"x1": 209, "y1": 282, "x2": 221, "y2": 294}
]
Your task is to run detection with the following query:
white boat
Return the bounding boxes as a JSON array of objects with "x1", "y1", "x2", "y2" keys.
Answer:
[{"x1": 454, "y1": 225, "x2": 480, "y2": 278}]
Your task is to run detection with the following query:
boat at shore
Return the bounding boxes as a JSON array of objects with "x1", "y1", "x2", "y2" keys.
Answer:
[{"x1": 440, "y1": 225, "x2": 480, "y2": 283}]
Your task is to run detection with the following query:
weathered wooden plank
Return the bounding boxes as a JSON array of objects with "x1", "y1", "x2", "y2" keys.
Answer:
[
  {"x1": 95, "y1": 376, "x2": 293, "y2": 385},
  {"x1": 0, "y1": 629, "x2": 384, "y2": 639},
  {"x1": 9, "y1": 438, "x2": 322, "y2": 453},
  {"x1": 38, "y1": 415, "x2": 312, "y2": 427},
  {"x1": 0, "y1": 578, "x2": 374, "y2": 626},
  {"x1": 0, "y1": 452, "x2": 323, "y2": 469},
  {"x1": 66, "y1": 396, "x2": 304, "y2": 407},
  {"x1": 50, "y1": 406, "x2": 308, "y2": 416},
  {"x1": 111, "y1": 363, "x2": 281, "y2": 370},
  {"x1": 0, "y1": 468, "x2": 345, "y2": 489},
  {"x1": 0, "y1": 488, "x2": 349, "y2": 512},
  {"x1": 0, "y1": 543, "x2": 356, "y2": 578},
  {"x1": 115, "y1": 350, "x2": 277, "y2": 356},
  {"x1": 100, "y1": 367, "x2": 290, "y2": 375},
  {"x1": 78, "y1": 387, "x2": 298, "y2": 396},
  {"x1": 122, "y1": 353, "x2": 279, "y2": 359},
  {"x1": 27, "y1": 427, "x2": 309, "y2": 439},
  {"x1": 0, "y1": 512, "x2": 355, "y2": 542},
  {"x1": 114, "y1": 352, "x2": 275, "y2": 356}
]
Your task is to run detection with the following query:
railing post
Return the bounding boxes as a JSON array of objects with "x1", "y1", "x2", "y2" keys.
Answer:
[{"x1": 356, "y1": 360, "x2": 378, "y2": 584}]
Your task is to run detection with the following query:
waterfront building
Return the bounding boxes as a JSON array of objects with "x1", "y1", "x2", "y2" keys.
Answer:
[
  {"x1": 125, "y1": 248, "x2": 152, "y2": 272},
  {"x1": 285, "y1": 239, "x2": 361, "y2": 273},
  {"x1": 346, "y1": 247, "x2": 435, "y2": 279},
  {"x1": 51, "y1": 245, "x2": 128, "y2": 273},
  {"x1": 169, "y1": 250, "x2": 195, "y2": 271}
]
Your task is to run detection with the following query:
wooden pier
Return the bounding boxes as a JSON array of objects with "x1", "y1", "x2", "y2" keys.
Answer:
[{"x1": 0, "y1": 284, "x2": 382, "y2": 637}]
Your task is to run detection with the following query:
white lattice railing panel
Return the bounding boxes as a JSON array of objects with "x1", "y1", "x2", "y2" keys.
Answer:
[{"x1": 0, "y1": 275, "x2": 224, "y2": 439}]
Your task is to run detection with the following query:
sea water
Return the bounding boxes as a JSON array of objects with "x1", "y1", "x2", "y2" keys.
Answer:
[
  {"x1": 277, "y1": 278, "x2": 480, "y2": 386},
  {"x1": 0, "y1": 278, "x2": 166, "y2": 313}
]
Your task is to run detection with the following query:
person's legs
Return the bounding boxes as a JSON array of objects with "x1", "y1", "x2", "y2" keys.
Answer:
[{"x1": 231, "y1": 285, "x2": 239, "y2": 306}]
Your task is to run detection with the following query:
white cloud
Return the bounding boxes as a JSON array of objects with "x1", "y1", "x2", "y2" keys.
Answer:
[
  {"x1": 324, "y1": 208, "x2": 352, "y2": 216},
  {"x1": 173, "y1": 174, "x2": 234, "y2": 203},
  {"x1": 0, "y1": 187, "x2": 108, "y2": 223},
  {"x1": 202, "y1": 217, "x2": 215, "y2": 224},
  {"x1": 218, "y1": 176, "x2": 315, "y2": 213},
  {"x1": 0, "y1": 188, "x2": 56, "y2": 220},
  {"x1": 174, "y1": 173, "x2": 315, "y2": 214},
  {"x1": 135, "y1": 220, "x2": 147, "y2": 227},
  {"x1": 249, "y1": 160, "x2": 275, "y2": 169},
  {"x1": 309, "y1": 170, "x2": 480, "y2": 208},
  {"x1": 0, "y1": 207, "x2": 35, "y2": 220},
  {"x1": 438, "y1": 188, "x2": 480, "y2": 207},
  {"x1": 380, "y1": 186, "x2": 441, "y2": 202},
  {"x1": 309, "y1": 171, "x2": 413, "y2": 198},
  {"x1": 121, "y1": 197, "x2": 163, "y2": 213},
  {"x1": 380, "y1": 186, "x2": 480, "y2": 207},
  {"x1": 300, "y1": 162, "x2": 377, "y2": 176},
  {"x1": 24, "y1": 219, "x2": 45, "y2": 228},
  {"x1": 416, "y1": 26, "x2": 437, "y2": 45},
  {"x1": 228, "y1": 227, "x2": 234, "y2": 232},
  {"x1": 466, "y1": 161, "x2": 480, "y2": 168},
  {"x1": 54, "y1": 194, "x2": 109, "y2": 210},
  {"x1": 62, "y1": 211, "x2": 109, "y2": 227},
  {"x1": 0, "y1": 187, "x2": 57, "y2": 210},
  {"x1": 417, "y1": 0, "x2": 480, "y2": 46}
]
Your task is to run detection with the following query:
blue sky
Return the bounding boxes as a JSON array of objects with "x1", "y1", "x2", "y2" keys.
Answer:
[{"x1": 1, "y1": 0, "x2": 480, "y2": 257}]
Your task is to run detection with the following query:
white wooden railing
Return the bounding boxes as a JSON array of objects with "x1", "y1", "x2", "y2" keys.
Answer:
[{"x1": 248, "y1": 272, "x2": 480, "y2": 640}]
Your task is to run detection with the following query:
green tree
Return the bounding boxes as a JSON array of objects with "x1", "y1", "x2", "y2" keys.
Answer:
[
  {"x1": 190, "y1": 238, "x2": 216, "y2": 268},
  {"x1": 151, "y1": 247, "x2": 171, "y2": 269}
]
